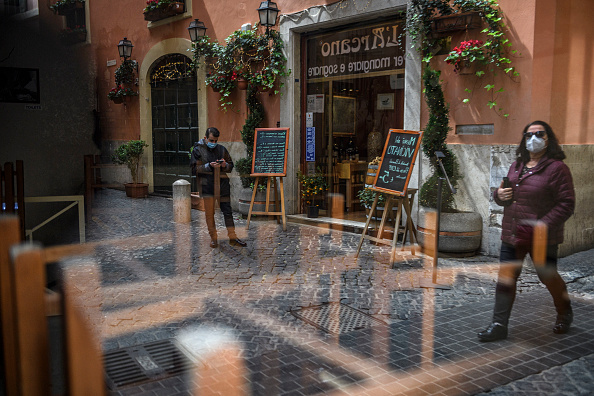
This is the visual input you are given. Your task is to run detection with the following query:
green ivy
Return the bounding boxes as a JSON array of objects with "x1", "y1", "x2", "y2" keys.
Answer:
[
  {"x1": 236, "y1": 85, "x2": 266, "y2": 189},
  {"x1": 419, "y1": 66, "x2": 459, "y2": 211},
  {"x1": 114, "y1": 60, "x2": 135, "y2": 85},
  {"x1": 190, "y1": 25, "x2": 291, "y2": 111},
  {"x1": 407, "y1": 0, "x2": 519, "y2": 117}
]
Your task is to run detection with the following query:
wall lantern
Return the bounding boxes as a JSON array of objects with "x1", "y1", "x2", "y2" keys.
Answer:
[
  {"x1": 117, "y1": 37, "x2": 134, "y2": 60},
  {"x1": 257, "y1": 1, "x2": 280, "y2": 34},
  {"x1": 187, "y1": 19, "x2": 208, "y2": 42}
]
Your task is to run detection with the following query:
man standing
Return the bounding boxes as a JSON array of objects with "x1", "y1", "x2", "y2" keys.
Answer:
[{"x1": 190, "y1": 127, "x2": 247, "y2": 248}]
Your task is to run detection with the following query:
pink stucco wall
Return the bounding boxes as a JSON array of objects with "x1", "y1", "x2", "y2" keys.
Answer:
[
  {"x1": 438, "y1": 0, "x2": 594, "y2": 145},
  {"x1": 90, "y1": 0, "x2": 593, "y2": 145}
]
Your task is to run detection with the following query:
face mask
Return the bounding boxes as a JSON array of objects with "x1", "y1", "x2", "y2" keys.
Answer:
[
  {"x1": 206, "y1": 142, "x2": 217, "y2": 149},
  {"x1": 526, "y1": 135, "x2": 546, "y2": 153}
]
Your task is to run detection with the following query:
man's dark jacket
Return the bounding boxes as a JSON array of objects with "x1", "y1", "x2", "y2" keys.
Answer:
[{"x1": 190, "y1": 139, "x2": 234, "y2": 196}]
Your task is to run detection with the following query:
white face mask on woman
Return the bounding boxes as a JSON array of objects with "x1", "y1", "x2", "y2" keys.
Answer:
[{"x1": 526, "y1": 135, "x2": 546, "y2": 153}]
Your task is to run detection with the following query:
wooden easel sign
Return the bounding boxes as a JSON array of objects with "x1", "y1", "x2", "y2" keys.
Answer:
[
  {"x1": 372, "y1": 129, "x2": 422, "y2": 196},
  {"x1": 247, "y1": 128, "x2": 290, "y2": 230},
  {"x1": 251, "y1": 128, "x2": 289, "y2": 176},
  {"x1": 356, "y1": 129, "x2": 423, "y2": 263}
]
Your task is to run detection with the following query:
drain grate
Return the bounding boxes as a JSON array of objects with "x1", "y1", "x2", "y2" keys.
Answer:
[
  {"x1": 104, "y1": 339, "x2": 193, "y2": 390},
  {"x1": 291, "y1": 303, "x2": 386, "y2": 335}
]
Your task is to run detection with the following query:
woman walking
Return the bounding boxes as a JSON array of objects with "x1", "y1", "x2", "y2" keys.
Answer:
[{"x1": 478, "y1": 121, "x2": 575, "y2": 342}]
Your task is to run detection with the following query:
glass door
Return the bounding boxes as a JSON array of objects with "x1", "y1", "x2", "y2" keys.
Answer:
[{"x1": 150, "y1": 55, "x2": 198, "y2": 195}]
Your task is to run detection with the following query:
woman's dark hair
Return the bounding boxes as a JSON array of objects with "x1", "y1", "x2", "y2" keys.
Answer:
[
  {"x1": 516, "y1": 120, "x2": 565, "y2": 164},
  {"x1": 205, "y1": 127, "x2": 220, "y2": 138}
]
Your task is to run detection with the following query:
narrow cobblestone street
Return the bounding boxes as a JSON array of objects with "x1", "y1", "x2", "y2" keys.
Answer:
[{"x1": 61, "y1": 189, "x2": 594, "y2": 395}]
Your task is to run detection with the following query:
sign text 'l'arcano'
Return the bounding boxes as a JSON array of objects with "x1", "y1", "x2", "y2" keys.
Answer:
[{"x1": 306, "y1": 21, "x2": 405, "y2": 80}]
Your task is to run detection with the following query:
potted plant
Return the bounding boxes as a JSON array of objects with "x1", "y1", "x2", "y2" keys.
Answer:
[
  {"x1": 107, "y1": 85, "x2": 138, "y2": 104},
  {"x1": 143, "y1": 0, "x2": 184, "y2": 21},
  {"x1": 297, "y1": 168, "x2": 328, "y2": 218},
  {"x1": 50, "y1": 0, "x2": 84, "y2": 15},
  {"x1": 112, "y1": 140, "x2": 149, "y2": 198},
  {"x1": 416, "y1": 66, "x2": 482, "y2": 253},
  {"x1": 444, "y1": 39, "x2": 485, "y2": 74}
]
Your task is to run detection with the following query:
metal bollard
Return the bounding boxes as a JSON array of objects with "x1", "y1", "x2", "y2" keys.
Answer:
[{"x1": 173, "y1": 179, "x2": 191, "y2": 223}]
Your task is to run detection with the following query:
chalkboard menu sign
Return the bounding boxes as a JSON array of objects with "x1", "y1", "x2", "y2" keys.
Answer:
[
  {"x1": 251, "y1": 128, "x2": 290, "y2": 176},
  {"x1": 373, "y1": 129, "x2": 422, "y2": 195}
]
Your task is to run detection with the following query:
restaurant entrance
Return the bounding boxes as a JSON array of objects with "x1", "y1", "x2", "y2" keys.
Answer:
[{"x1": 302, "y1": 20, "x2": 406, "y2": 220}]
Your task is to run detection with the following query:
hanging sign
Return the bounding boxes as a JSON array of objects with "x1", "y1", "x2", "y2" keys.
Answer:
[{"x1": 373, "y1": 129, "x2": 422, "y2": 195}]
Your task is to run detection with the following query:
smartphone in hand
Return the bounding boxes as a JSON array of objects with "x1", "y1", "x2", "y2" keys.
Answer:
[{"x1": 502, "y1": 177, "x2": 511, "y2": 188}]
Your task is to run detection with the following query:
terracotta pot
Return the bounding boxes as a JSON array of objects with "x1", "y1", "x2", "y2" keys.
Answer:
[
  {"x1": 237, "y1": 79, "x2": 248, "y2": 90},
  {"x1": 191, "y1": 193, "x2": 204, "y2": 211},
  {"x1": 124, "y1": 183, "x2": 148, "y2": 198},
  {"x1": 111, "y1": 96, "x2": 123, "y2": 104},
  {"x1": 456, "y1": 58, "x2": 477, "y2": 75}
]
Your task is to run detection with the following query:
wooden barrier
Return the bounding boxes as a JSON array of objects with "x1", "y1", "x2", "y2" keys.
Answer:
[
  {"x1": 1, "y1": 161, "x2": 25, "y2": 240},
  {"x1": 0, "y1": 216, "x2": 106, "y2": 395}
]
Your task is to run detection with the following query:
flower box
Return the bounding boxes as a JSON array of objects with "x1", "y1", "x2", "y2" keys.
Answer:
[
  {"x1": 53, "y1": 0, "x2": 85, "y2": 15},
  {"x1": 143, "y1": 2, "x2": 184, "y2": 21},
  {"x1": 431, "y1": 12, "x2": 481, "y2": 35}
]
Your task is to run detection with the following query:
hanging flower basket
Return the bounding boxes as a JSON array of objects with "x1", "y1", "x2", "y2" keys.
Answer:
[
  {"x1": 50, "y1": 0, "x2": 85, "y2": 15},
  {"x1": 107, "y1": 85, "x2": 138, "y2": 104},
  {"x1": 143, "y1": 1, "x2": 184, "y2": 21},
  {"x1": 444, "y1": 40, "x2": 485, "y2": 74},
  {"x1": 431, "y1": 11, "x2": 481, "y2": 36},
  {"x1": 237, "y1": 79, "x2": 248, "y2": 90},
  {"x1": 456, "y1": 58, "x2": 478, "y2": 75}
]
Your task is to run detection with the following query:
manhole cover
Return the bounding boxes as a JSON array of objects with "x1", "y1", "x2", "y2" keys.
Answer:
[
  {"x1": 104, "y1": 339, "x2": 193, "y2": 390},
  {"x1": 291, "y1": 303, "x2": 386, "y2": 335}
]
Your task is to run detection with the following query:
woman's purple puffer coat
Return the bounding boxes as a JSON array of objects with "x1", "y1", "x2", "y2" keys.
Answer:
[{"x1": 494, "y1": 156, "x2": 575, "y2": 246}]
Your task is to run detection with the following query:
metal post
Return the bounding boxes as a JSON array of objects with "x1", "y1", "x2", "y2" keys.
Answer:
[{"x1": 433, "y1": 178, "x2": 443, "y2": 283}]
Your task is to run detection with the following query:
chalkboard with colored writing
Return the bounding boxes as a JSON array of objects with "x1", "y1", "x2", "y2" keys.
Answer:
[
  {"x1": 373, "y1": 129, "x2": 422, "y2": 195},
  {"x1": 251, "y1": 128, "x2": 290, "y2": 176}
]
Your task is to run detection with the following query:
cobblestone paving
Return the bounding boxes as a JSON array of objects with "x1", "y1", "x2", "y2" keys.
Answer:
[{"x1": 63, "y1": 189, "x2": 594, "y2": 395}]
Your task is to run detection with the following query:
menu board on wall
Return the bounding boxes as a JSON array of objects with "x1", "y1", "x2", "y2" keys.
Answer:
[
  {"x1": 251, "y1": 128, "x2": 290, "y2": 176},
  {"x1": 373, "y1": 129, "x2": 422, "y2": 195}
]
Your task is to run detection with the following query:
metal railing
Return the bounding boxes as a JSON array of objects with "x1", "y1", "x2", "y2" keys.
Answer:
[{"x1": 23, "y1": 195, "x2": 85, "y2": 243}]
